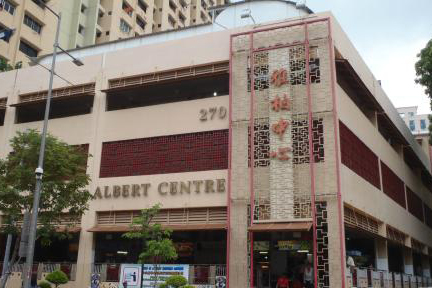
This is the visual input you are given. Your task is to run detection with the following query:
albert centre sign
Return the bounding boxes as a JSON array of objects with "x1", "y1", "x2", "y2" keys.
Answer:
[{"x1": 94, "y1": 178, "x2": 226, "y2": 199}]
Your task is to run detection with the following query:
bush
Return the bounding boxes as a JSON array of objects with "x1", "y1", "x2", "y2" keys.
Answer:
[
  {"x1": 181, "y1": 285, "x2": 195, "y2": 288},
  {"x1": 38, "y1": 281, "x2": 51, "y2": 288},
  {"x1": 165, "y1": 275, "x2": 188, "y2": 288},
  {"x1": 45, "y1": 270, "x2": 69, "y2": 288}
]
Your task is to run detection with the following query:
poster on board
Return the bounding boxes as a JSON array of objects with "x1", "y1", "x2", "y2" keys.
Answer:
[
  {"x1": 142, "y1": 264, "x2": 189, "y2": 287},
  {"x1": 119, "y1": 264, "x2": 142, "y2": 288}
]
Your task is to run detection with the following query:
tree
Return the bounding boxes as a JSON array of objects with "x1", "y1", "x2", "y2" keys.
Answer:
[
  {"x1": 38, "y1": 280, "x2": 52, "y2": 288},
  {"x1": 0, "y1": 58, "x2": 22, "y2": 72},
  {"x1": 165, "y1": 275, "x2": 187, "y2": 288},
  {"x1": 45, "y1": 270, "x2": 68, "y2": 288},
  {"x1": 123, "y1": 204, "x2": 178, "y2": 288},
  {"x1": 415, "y1": 39, "x2": 432, "y2": 143},
  {"x1": 0, "y1": 130, "x2": 92, "y2": 282}
]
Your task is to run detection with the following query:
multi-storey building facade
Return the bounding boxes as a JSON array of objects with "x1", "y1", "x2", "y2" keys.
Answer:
[
  {"x1": 0, "y1": 1, "x2": 432, "y2": 288},
  {"x1": 0, "y1": 0, "x2": 226, "y2": 67},
  {"x1": 397, "y1": 106, "x2": 430, "y2": 136},
  {"x1": 0, "y1": 0, "x2": 57, "y2": 66}
]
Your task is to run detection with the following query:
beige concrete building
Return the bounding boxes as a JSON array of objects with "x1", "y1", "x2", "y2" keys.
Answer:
[
  {"x1": 0, "y1": 1, "x2": 432, "y2": 288},
  {"x1": 1, "y1": 0, "x2": 227, "y2": 67}
]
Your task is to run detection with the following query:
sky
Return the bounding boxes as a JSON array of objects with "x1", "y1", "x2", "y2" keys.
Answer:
[{"x1": 306, "y1": 0, "x2": 432, "y2": 114}]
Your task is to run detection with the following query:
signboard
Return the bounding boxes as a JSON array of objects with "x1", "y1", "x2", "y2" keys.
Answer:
[
  {"x1": 277, "y1": 240, "x2": 310, "y2": 251},
  {"x1": 142, "y1": 264, "x2": 189, "y2": 287},
  {"x1": 119, "y1": 264, "x2": 142, "y2": 288},
  {"x1": 253, "y1": 241, "x2": 270, "y2": 251}
]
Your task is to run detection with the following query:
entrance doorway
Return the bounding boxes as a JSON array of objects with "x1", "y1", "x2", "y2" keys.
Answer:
[{"x1": 253, "y1": 231, "x2": 313, "y2": 288}]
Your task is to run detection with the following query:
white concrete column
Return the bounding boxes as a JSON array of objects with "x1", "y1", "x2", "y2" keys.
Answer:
[
  {"x1": 403, "y1": 248, "x2": 414, "y2": 275},
  {"x1": 375, "y1": 238, "x2": 389, "y2": 271},
  {"x1": 422, "y1": 255, "x2": 431, "y2": 277}
]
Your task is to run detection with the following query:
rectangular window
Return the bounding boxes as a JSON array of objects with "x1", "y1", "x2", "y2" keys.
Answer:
[
  {"x1": 78, "y1": 25, "x2": 84, "y2": 35},
  {"x1": 409, "y1": 120, "x2": 415, "y2": 131},
  {"x1": 136, "y1": 16, "x2": 146, "y2": 30},
  {"x1": 399, "y1": 113, "x2": 405, "y2": 118},
  {"x1": 106, "y1": 73, "x2": 228, "y2": 111},
  {"x1": 420, "y1": 119, "x2": 426, "y2": 130},
  {"x1": 408, "y1": 112, "x2": 414, "y2": 117},
  {"x1": 81, "y1": 4, "x2": 87, "y2": 13},
  {"x1": 24, "y1": 15, "x2": 42, "y2": 34},
  {"x1": 137, "y1": 0, "x2": 148, "y2": 13},
  {"x1": 3, "y1": 0, "x2": 16, "y2": 15},
  {"x1": 119, "y1": 19, "x2": 131, "y2": 33},
  {"x1": 0, "y1": 23, "x2": 10, "y2": 43},
  {"x1": 31, "y1": 0, "x2": 46, "y2": 9},
  {"x1": 122, "y1": 1, "x2": 133, "y2": 16},
  {"x1": 19, "y1": 40, "x2": 38, "y2": 57},
  {"x1": 168, "y1": 15, "x2": 176, "y2": 27}
]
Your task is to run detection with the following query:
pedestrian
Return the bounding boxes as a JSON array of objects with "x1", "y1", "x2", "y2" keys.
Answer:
[
  {"x1": 303, "y1": 262, "x2": 313, "y2": 288},
  {"x1": 276, "y1": 273, "x2": 290, "y2": 288}
]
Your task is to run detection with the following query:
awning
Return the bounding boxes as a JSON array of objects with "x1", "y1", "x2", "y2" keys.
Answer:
[
  {"x1": 88, "y1": 223, "x2": 227, "y2": 233},
  {"x1": 248, "y1": 222, "x2": 312, "y2": 232},
  {"x1": 10, "y1": 83, "x2": 95, "y2": 107},
  {"x1": 55, "y1": 226, "x2": 81, "y2": 233}
]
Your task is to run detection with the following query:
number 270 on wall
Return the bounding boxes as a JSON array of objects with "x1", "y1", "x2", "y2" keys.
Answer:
[{"x1": 200, "y1": 106, "x2": 227, "y2": 121}]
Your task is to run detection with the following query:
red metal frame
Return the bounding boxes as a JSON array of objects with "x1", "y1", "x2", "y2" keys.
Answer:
[
  {"x1": 226, "y1": 35, "x2": 233, "y2": 288},
  {"x1": 304, "y1": 23, "x2": 319, "y2": 287},
  {"x1": 228, "y1": 16, "x2": 348, "y2": 288},
  {"x1": 249, "y1": 32, "x2": 255, "y2": 288},
  {"x1": 327, "y1": 18, "x2": 347, "y2": 288}
]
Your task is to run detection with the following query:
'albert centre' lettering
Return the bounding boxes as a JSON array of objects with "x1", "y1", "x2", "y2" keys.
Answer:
[{"x1": 94, "y1": 179, "x2": 226, "y2": 199}]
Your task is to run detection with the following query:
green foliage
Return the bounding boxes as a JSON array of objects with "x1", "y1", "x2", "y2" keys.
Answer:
[
  {"x1": 415, "y1": 39, "x2": 432, "y2": 143},
  {"x1": 123, "y1": 204, "x2": 178, "y2": 287},
  {"x1": 165, "y1": 275, "x2": 187, "y2": 288},
  {"x1": 38, "y1": 280, "x2": 52, "y2": 288},
  {"x1": 0, "y1": 130, "x2": 92, "y2": 245},
  {"x1": 123, "y1": 204, "x2": 178, "y2": 264},
  {"x1": 415, "y1": 39, "x2": 432, "y2": 99},
  {"x1": 0, "y1": 58, "x2": 22, "y2": 72},
  {"x1": 181, "y1": 285, "x2": 195, "y2": 288},
  {"x1": 45, "y1": 270, "x2": 68, "y2": 287}
]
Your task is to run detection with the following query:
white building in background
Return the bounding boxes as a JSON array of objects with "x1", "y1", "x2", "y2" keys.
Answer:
[{"x1": 397, "y1": 106, "x2": 430, "y2": 135}]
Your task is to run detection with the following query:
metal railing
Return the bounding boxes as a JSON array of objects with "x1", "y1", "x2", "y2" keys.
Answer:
[
  {"x1": 346, "y1": 267, "x2": 432, "y2": 288},
  {"x1": 5, "y1": 262, "x2": 77, "y2": 281},
  {"x1": 92, "y1": 263, "x2": 226, "y2": 284}
]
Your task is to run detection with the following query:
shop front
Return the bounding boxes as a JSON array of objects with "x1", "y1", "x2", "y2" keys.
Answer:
[{"x1": 250, "y1": 224, "x2": 313, "y2": 288}]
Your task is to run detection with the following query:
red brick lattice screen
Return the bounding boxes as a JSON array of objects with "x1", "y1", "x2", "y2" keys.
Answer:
[
  {"x1": 381, "y1": 161, "x2": 406, "y2": 209},
  {"x1": 339, "y1": 121, "x2": 380, "y2": 189},
  {"x1": 100, "y1": 130, "x2": 228, "y2": 178},
  {"x1": 406, "y1": 187, "x2": 424, "y2": 222}
]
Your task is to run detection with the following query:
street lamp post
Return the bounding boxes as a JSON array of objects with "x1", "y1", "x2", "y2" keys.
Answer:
[{"x1": 21, "y1": 2, "x2": 83, "y2": 288}]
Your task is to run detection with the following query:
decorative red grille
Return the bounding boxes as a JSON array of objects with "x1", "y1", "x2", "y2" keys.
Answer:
[
  {"x1": 339, "y1": 121, "x2": 380, "y2": 189},
  {"x1": 424, "y1": 204, "x2": 432, "y2": 229},
  {"x1": 380, "y1": 161, "x2": 406, "y2": 209},
  {"x1": 100, "y1": 130, "x2": 228, "y2": 178},
  {"x1": 406, "y1": 187, "x2": 424, "y2": 222}
]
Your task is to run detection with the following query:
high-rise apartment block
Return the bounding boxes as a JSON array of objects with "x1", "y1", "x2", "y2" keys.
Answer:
[
  {"x1": 0, "y1": 0, "x2": 226, "y2": 66},
  {"x1": 0, "y1": 0, "x2": 57, "y2": 66}
]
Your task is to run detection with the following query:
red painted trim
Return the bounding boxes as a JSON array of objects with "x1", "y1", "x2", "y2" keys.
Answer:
[
  {"x1": 249, "y1": 32, "x2": 255, "y2": 288},
  {"x1": 231, "y1": 17, "x2": 330, "y2": 37},
  {"x1": 327, "y1": 18, "x2": 347, "y2": 288},
  {"x1": 304, "y1": 23, "x2": 319, "y2": 288},
  {"x1": 227, "y1": 34, "x2": 233, "y2": 288},
  {"x1": 253, "y1": 41, "x2": 309, "y2": 53}
]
